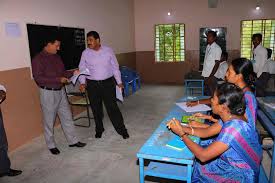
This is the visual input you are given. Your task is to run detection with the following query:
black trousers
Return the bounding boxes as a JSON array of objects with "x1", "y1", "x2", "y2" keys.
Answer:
[
  {"x1": 255, "y1": 72, "x2": 270, "y2": 97},
  {"x1": 86, "y1": 77, "x2": 127, "y2": 135},
  {"x1": 0, "y1": 109, "x2": 11, "y2": 174}
]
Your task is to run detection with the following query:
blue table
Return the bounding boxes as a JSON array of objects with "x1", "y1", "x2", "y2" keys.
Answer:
[
  {"x1": 136, "y1": 96, "x2": 208, "y2": 183},
  {"x1": 257, "y1": 97, "x2": 275, "y2": 183}
]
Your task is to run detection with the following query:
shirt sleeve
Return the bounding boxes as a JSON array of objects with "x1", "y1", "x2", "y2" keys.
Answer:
[
  {"x1": 78, "y1": 52, "x2": 87, "y2": 84},
  {"x1": 0, "y1": 85, "x2": 6, "y2": 92},
  {"x1": 214, "y1": 46, "x2": 222, "y2": 61},
  {"x1": 109, "y1": 48, "x2": 122, "y2": 84},
  {"x1": 32, "y1": 56, "x2": 60, "y2": 85}
]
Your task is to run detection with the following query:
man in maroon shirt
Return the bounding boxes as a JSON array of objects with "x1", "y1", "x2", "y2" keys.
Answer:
[{"x1": 32, "y1": 35, "x2": 86, "y2": 155}]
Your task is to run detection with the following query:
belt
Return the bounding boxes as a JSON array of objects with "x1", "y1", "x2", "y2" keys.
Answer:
[
  {"x1": 40, "y1": 86, "x2": 62, "y2": 91},
  {"x1": 88, "y1": 77, "x2": 114, "y2": 84}
]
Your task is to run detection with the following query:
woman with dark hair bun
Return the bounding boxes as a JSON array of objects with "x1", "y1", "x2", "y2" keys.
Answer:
[
  {"x1": 185, "y1": 58, "x2": 258, "y2": 135},
  {"x1": 226, "y1": 58, "x2": 257, "y2": 129},
  {"x1": 167, "y1": 83, "x2": 262, "y2": 182}
]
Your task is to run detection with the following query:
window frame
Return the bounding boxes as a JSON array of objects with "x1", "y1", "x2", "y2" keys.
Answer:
[
  {"x1": 240, "y1": 18, "x2": 275, "y2": 60},
  {"x1": 154, "y1": 23, "x2": 186, "y2": 63}
]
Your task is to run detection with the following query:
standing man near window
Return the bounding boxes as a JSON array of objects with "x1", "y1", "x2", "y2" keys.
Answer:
[
  {"x1": 79, "y1": 31, "x2": 129, "y2": 139},
  {"x1": 201, "y1": 30, "x2": 222, "y2": 96},
  {"x1": 252, "y1": 33, "x2": 269, "y2": 97},
  {"x1": 0, "y1": 84, "x2": 22, "y2": 177},
  {"x1": 32, "y1": 35, "x2": 86, "y2": 155}
]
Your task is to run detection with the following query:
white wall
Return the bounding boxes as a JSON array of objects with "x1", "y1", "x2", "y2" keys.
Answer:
[
  {"x1": 0, "y1": 0, "x2": 135, "y2": 71},
  {"x1": 134, "y1": 0, "x2": 275, "y2": 51}
]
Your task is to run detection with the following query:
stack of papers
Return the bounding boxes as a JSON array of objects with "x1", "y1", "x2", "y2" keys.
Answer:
[
  {"x1": 176, "y1": 102, "x2": 211, "y2": 112},
  {"x1": 70, "y1": 68, "x2": 90, "y2": 85},
  {"x1": 116, "y1": 86, "x2": 123, "y2": 102}
]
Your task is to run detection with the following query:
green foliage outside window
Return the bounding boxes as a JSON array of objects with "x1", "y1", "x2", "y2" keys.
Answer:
[
  {"x1": 241, "y1": 19, "x2": 275, "y2": 60},
  {"x1": 155, "y1": 24, "x2": 185, "y2": 62}
]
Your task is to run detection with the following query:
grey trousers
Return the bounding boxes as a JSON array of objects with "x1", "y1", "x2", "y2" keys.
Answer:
[
  {"x1": 39, "y1": 88, "x2": 78, "y2": 149},
  {"x1": 0, "y1": 109, "x2": 11, "y2": 174}
]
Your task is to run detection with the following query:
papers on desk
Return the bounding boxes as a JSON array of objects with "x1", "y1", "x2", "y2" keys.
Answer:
[
  {"x1": 166, "y1": 136, "x2": 196, "y2": 151},
  {"x1": 116, "y1": 86, "x2": 123, "y2": 102},
  {"x1": 166, "y1": 136, "x2": 186, "y2": 151},
  {"x1": 70, "y1": 68, "x2": 90, "y2": 85},
  {"x1": 176, "y1": 102, "x2": 211, "y2": 113}
]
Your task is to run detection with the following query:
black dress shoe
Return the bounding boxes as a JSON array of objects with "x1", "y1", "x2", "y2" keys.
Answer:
[
  {"x1": 122, "y1": 132, "x2": 130, "y2": 139},
  {"x1": 69, "y1": 142, "x2": 86, "y2": 147},
  {"x1": 95, "y1": 132, "x2": 103, "y2": 138},
  {"x1": 0, "y1": 169, "x2": 22, "y2": 177},
  {"x1": 49, "y1": 148, "x2": 60, "y2": 155}
]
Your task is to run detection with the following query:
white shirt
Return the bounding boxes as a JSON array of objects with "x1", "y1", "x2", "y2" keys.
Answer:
[
  {"x1": 214, "y1": 61, "x2": 228, "y2": 80},
  {"x1": 253, "y1": 44, "x2": 268, "y2": 78},
  {"x1": 201, "y1": 42, "x2": 222, "y2": 77},
  {"x1": 0, "y1": 84, "x2": 6, "y2": 92}
]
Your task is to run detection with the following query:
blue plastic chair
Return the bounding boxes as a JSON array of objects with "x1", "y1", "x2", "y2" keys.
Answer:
[
  {"x1": 122, "y1": 75, "x2": 136, "y2": 96},
  {"x1": 133, "y1": 71, "x2": 141, "y2": 89},
  {"x1": 120, "y1": 67, "x2": 136, "y2": 96}
]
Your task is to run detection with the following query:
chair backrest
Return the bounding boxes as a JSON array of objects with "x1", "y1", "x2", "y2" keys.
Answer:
[{"x1": 120, "y1": 66, "x2": 139, "y2": 82}]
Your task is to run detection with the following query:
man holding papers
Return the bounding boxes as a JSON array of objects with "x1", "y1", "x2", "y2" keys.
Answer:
[
  {"x1": 32, "y1": 34, "x2": 86, "y2": 155},
  {"x1": 79, "y1": 31, "x2": 129, "y2": 139}
]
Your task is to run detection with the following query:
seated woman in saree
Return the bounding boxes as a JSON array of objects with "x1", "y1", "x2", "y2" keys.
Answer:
[
  {"x1": 167, "y1": 83, "x2": 262, "y2": 183},
  {"x1": 186, "y1": 58, "x2": 258, "y2": 137}
]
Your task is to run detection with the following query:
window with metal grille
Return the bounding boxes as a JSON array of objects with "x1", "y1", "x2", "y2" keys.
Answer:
[
  {"x1": 155, "y1": 24, "x2": 185, "y2": 62},
  {"x1": 241, "y1": 19, "x2": 275, "y2": 60}
]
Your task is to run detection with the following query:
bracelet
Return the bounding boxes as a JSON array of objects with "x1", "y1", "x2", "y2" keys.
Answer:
[{"x1": 189, "y1": 125, "x2": 194, "y2": 136}]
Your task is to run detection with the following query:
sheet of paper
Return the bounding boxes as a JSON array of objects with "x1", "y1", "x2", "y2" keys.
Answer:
[
  {"x1": 5, "y1": 22, "x2": 21, "y2": 37},
  {"x1": 116, "y1": 86, "x2": 123, "y2": 102},
  {"x1": 175, "y1": 102, "x2": 211, "y2": 113},
  {"x1": 70, "y1": 68, "x2": 90, "y2": 85}
]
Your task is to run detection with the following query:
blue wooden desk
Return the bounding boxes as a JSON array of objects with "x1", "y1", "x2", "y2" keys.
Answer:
[
  {"x1": 136, "y1": 96, "x2": 208, "y2": 183},
  {"x1": 257, "y1": 97, "x2": 275, "y2": 183}
]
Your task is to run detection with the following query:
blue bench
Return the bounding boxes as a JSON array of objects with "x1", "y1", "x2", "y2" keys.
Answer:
[{"x1": 257, "y1": 108, "x2": 275, "y2": 183}]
